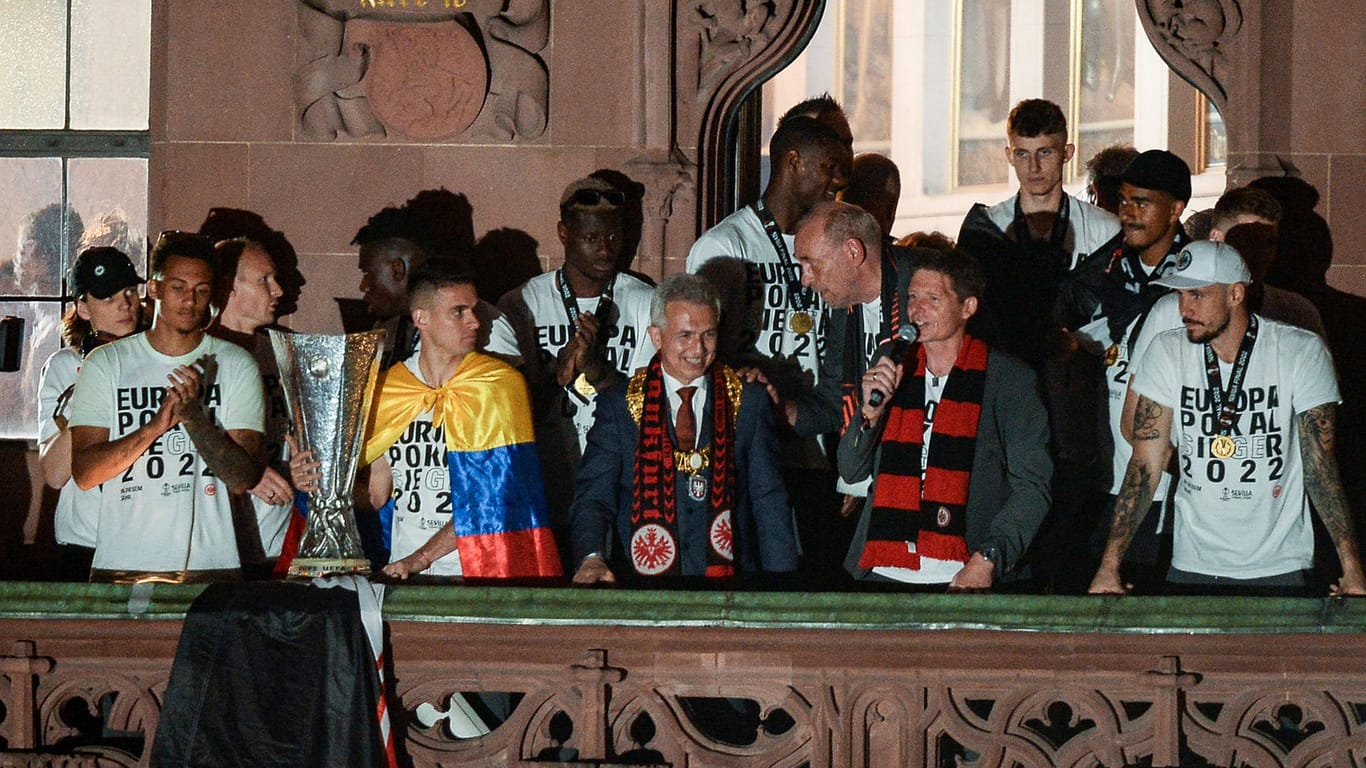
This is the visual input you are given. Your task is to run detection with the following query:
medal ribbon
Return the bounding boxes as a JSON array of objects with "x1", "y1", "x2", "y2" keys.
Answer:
[
  {"x1": 556, "y1": 268, "x2": 616, "y2": 333},
  {"x1": 557, "y1": 269, "x2": 617, "y2": 412},
  {"x1": 751, "y1": 198, "x2": 813, "y2": 313},
  {"x1": 1202, "y1": 314, "x2": 1260, "y2": 438}
]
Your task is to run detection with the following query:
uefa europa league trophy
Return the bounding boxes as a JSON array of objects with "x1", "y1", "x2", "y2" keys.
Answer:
[{"x1": 270, "y1": 329, "x2": 385, "y2": 578}]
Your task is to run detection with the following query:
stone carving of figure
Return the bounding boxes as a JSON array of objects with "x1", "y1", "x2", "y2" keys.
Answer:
[
  {"x1": 1144, "y1": 0, "x2": 1242, "y2": 97},
  {"x1": 694, "y1": 0, "x2": 776, "y2": 95}
]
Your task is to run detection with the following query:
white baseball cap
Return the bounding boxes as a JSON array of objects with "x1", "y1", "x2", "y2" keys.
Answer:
[{"x1": 1153, "y1": 240, "x2": 1251, "y2": 290}]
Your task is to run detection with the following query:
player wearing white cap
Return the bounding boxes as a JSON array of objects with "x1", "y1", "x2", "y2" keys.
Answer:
[{"x1": 1089, "y1": 240, "x2": 1365, "y2": 595}]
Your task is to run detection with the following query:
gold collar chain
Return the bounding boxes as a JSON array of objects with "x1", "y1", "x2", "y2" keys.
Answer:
[{"x1": 674, "y1": 445, "x2": 711, "y2": 476}]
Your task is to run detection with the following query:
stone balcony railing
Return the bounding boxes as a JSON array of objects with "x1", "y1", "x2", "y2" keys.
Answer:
[{"x1": 2, "y1": 583, "x2": 1366, "y2": 767}]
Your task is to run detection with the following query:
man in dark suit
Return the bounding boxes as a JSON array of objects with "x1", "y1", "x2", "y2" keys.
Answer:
[{"x1": 569, "y1": 274, "x2": 798, "y2": 584}]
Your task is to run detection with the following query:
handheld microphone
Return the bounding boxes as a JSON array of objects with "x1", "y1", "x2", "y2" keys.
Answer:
[{"x1": 867, "y1": 324, "x2": 919, "y2": 407}]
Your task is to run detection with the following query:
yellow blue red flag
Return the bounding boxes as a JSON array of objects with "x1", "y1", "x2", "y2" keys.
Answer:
[{"x1": 363, "y1": 353, "x2": 562, "y2": 579}]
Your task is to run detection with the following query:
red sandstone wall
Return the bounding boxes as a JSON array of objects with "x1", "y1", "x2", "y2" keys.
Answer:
[{"x1": 149, "y1": 1, "x2": 678, "y2": 334}]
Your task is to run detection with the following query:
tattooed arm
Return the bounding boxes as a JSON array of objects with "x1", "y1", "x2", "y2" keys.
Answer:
[
  {"x1": 1298, "y1": 403, "x2": 1366, "y2": 596},
  {"x1": 1089, "y1": 394, "x2": 1173, "y2": 594},
  {"x1": 179, "y1": 402, "x2": 263, "y2": 493}
]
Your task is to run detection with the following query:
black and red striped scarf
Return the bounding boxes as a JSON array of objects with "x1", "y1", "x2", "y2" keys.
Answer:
[
  {"x1": 630, "y1": 358, "x2": 736, "y2": 578},
  {"x1": 858, "y1": 335, "x2": 989, "y2": 571}
]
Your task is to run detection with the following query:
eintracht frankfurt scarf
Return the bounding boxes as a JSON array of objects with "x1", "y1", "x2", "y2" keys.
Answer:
[
  {"x1": 859, "y1": 336, "x2": 988, "y2": 570},
  {"x1": 627, "y1": 358, "x2": 741, "y2": 578}
]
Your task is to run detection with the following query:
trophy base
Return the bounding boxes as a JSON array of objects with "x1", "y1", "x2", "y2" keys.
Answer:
[{"x1": 287, "y1": 558, "x2": 372, "y2": 579}]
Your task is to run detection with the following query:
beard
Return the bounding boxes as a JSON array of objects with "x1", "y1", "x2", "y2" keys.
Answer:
[{"x1": 1185, "y1": 314, "x2": 1230, "y2": 344}]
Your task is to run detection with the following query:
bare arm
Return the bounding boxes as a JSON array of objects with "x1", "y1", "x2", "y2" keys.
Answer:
[
  {"x1": 382, "y1": 521, "x2": 459, "y2": 580},
  {"x1": 38, "y1": 428, "x2": 73, "y2": 489},
  {"x1": 1297, "y1": 403, "x2": 1366, "y2": 595},
  {"x1": 364, "y1": 456, "x2": 394, "y2": 512},
  {"x1": 1120, "y1": 388, "x2": 1139, "y2": 445},
  {"x1": 70, "y1": 395, "x2": 181, "y2": 490},
  {"x1": 1089, "y1": 394, "x2": 1173, "y2": 594},
  {"x1": 178, "y1": 401, "x2": 263, "y2": 493}
]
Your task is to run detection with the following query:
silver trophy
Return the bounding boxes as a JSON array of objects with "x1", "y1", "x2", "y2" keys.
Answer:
[{"x1": 269, "y1": 329, "x2": 385, "y2": 578}]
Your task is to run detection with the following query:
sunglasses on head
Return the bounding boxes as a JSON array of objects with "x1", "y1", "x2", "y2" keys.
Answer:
[
  {"x1": 156, "y1": 230, "x2": 214, "y2": 245},
  {"x1": 568, "y1": 188, "x2": 626, "y2": 208}
]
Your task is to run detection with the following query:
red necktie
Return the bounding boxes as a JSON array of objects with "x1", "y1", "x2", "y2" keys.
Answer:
[{"x1": 676, "y1": 386, "x2": 697, "y2": 449}]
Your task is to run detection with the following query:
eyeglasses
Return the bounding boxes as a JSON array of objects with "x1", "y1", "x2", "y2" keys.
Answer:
[{"x1": 567, "y1": 188, "x2": 626, "y2": 208}]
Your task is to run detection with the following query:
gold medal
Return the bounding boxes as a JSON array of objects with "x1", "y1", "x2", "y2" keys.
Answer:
[
  {"x1": 1104, "y1": 343, "x2": 1120, "y2": 367},
  {"x1": 573, "y1": 372, "x2": 596, "y2": 398},
  {"x1": 1210, "y1": 435, "x2": 1236, "y2": 459},
  {"x1": 789, "y1": 310, "x2": 814, "y2": 335}
]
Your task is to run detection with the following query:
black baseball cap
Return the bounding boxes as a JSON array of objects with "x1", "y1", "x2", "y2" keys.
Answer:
[{"x1": 70, "y1": 247, "x2": 144, "y2": 299}]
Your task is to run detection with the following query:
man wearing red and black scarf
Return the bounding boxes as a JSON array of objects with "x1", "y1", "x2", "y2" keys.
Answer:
[
  {"x1": 569, "y1": 274, "x2": 798, "y2": 584},
  {"x1": 839, "y1": 249, "x2": 1052, "y2": 591}
]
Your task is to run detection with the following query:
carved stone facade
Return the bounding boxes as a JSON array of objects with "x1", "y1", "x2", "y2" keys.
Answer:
[
  {"x1": 294, "y1": 0, "x2": 548, "y2": 142},
  {"x1": 147, "y1": 0, "x2": 1366, "y2": 317},
  {"x1": 5, "y1": 589, "x2": 1366, "y2": 767},
  {"x1": 1138, "y1": 0, "x2": 1244, "y2": 110},
  {"x1": 679, "y1": 0, "x2": 825, "y2": 232}
]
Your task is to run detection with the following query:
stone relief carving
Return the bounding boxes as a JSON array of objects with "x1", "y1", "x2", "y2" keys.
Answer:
[
  {"x1": 385, "y1": 657, "x2": 1366, "y2": 766},
  {"x1": 686, "y1": 0, "x2": 821, "y2": 229},
  {"x1": 626, "y1": 149, "x2": 697, "y2": 222},
  {"x1": 8, "y1": 629, "x2": 1366, "y2": 767},
  {"x1": 294, "y1": 0, "x2": 548, "y2": 142},
  {"x1": 693, "y1": 0, "x2": 777, "y2": 97},
  {"x1": 355, "y1": 22, "x2": 488, "y2": 140},
  {"x1": 1139, "y1": 0, "x2": 1243, "y2": 106}
]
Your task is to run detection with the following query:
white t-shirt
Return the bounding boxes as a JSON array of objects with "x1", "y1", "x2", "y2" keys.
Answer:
[
  {"x1": 490, "y1": 271, "x2": 656, "y2": 449},
  {"x1": 383, "y1": 354, "x2": 463, "y2": 577},
  {"x1": 37, "y1": 347, "x2": 99, "y2": 548},
  {"x1": 67, "y1": 333, "x2": 264, "y2": 573},
  {"x1": 1078, "y1": 291, "x2": 1183, "y2": 501},
  {"x1": 686, "y1": 205, "x2": 827, "y2": 395},
  {"x1": 871, "y1": 369, "x2": 962, "y2": 584},
  {"x1": 247, "y1": 333, "x2": 291, "y2": 559},
  {"x1": 980, "y1": 193, "x2": 1121, "y2": 271},
  {"x1": 1130, "y1": 317, "x2": 1340, "y2": 579},
  {"x1": 477, "y1": 299, "x2": 521, "y2": 364}
]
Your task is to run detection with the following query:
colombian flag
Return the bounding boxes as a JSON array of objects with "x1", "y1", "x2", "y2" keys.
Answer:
[{"x1": 362, "y1": 353, "x2": 562, "y2": 579}]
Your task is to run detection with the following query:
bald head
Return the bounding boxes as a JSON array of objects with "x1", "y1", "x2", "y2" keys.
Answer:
[{"x1": 794, "y1": 200, "x2": 882, "y2": 309}]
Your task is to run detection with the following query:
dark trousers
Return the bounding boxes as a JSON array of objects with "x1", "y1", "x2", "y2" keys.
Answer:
[
  {"x1": 56, "y1": 543, "x2": 95, "y2": 582},
  {"x1": 783, "y1": 466, "x2": 856, "y2": 591}
]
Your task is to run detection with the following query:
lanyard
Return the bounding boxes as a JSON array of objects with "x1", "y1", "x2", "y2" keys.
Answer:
[
  {"x1": 1203, "y1": 314, "x2": 1260, "y2": 437},
  {"x1": 556, "y1": 268, "x2": 615, "y2": 333},
  {"x1": 751, "y1": 198, "x2": 813, "y2": 313}
]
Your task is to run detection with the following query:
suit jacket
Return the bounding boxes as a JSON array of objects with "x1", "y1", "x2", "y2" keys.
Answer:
[
  {"x1": 839, "y1": 348, "x2": 1053, "y2": 581},
  {"x1": 804, "y1": 242, "x2": 930, "y2": 439},
  {"x1": 569, "y1": 368, "x2": 798, "y2": 578}
]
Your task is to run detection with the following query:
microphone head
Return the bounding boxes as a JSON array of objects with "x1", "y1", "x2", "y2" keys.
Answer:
[{"x1": 896, "y1": 324, "x2": 919, "y2": 344}]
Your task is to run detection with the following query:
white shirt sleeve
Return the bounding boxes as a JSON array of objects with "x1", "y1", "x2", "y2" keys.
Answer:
[
  {"x1": 37, "y1": 348, "x2": 78, "y2": 443},
  {"x1": 1128, "y1": 329, "x2": 1182, "y2": 411},
  {"x1": 686, "y1": 226, "x2": 739, "y2": 273},
  {"x1": 66, "y1": 346, "x2": 115, "y2": 431},
  {"x1": 216, "y1": 345, "x2": 265, "y2": 433},
  {"x1": 1129, "y1": 292, "x2": 1182, "y2": 374},
  {"x1": 1290, "y1": 328, "x2": 1341, "y2": 414}
]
